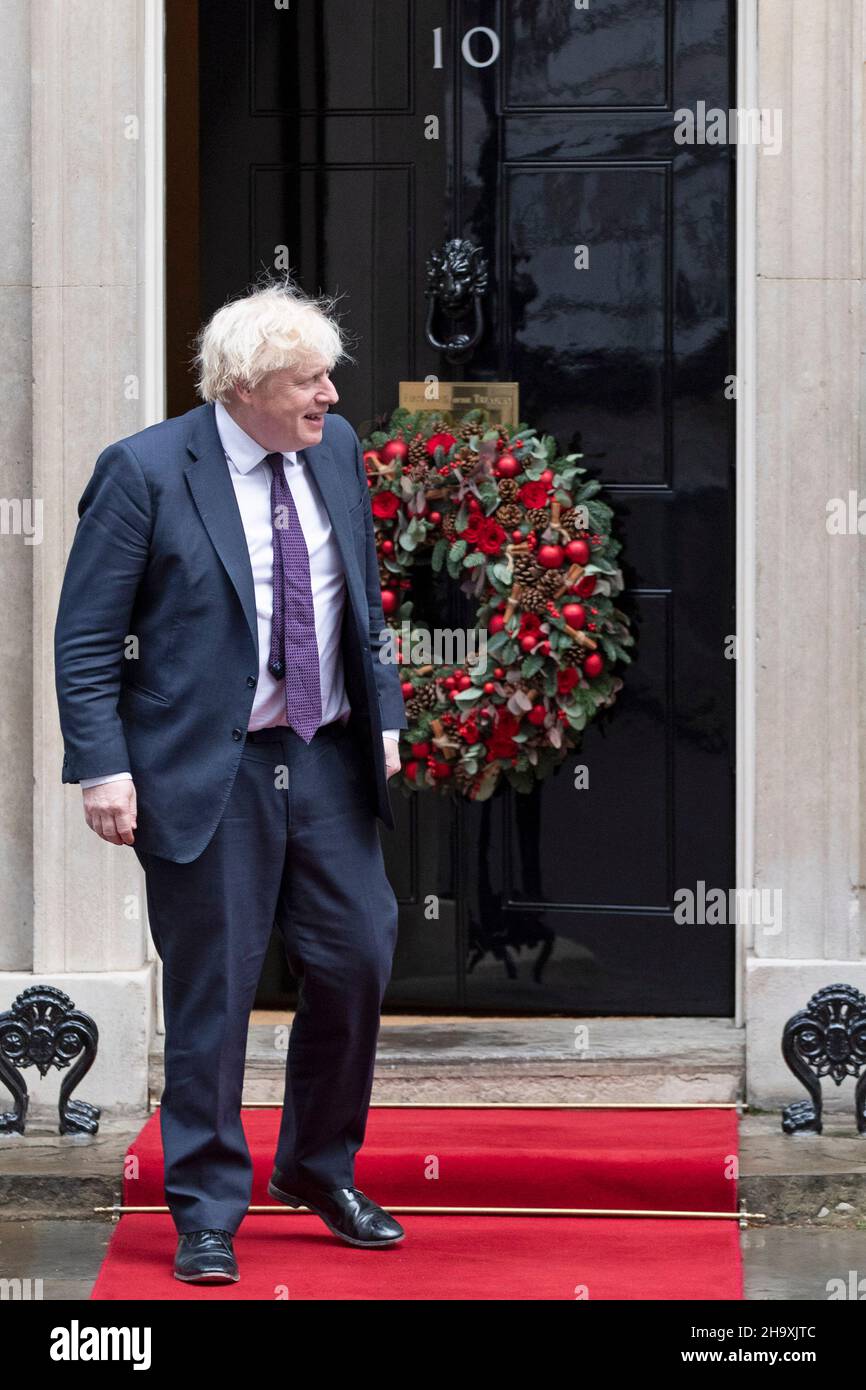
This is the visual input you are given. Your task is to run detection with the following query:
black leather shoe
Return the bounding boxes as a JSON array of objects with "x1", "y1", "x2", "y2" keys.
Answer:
[
  {"x1": 174, "y1": 1229, "x2": 239, "y2": 1283},
  {"x1": 268, "y1": 1171, "x2": 405, "y2": 1247}
]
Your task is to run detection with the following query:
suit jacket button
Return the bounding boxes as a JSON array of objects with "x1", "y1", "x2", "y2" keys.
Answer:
[
  {"x1": 247, "y1": 675, "x2": 256, "y2": 687},
  {"x1": 232, "y1": 728, "x2": 243, "y2": 740}
]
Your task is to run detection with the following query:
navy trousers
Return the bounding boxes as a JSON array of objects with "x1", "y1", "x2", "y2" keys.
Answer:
[{"x1": 134, "y1": 714, "x2": 399, "y2": 1235}]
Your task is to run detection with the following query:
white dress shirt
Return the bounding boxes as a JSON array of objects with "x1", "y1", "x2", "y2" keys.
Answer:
[{"x1": 81, "y1": 402, "x2": 397, "y2": 788}]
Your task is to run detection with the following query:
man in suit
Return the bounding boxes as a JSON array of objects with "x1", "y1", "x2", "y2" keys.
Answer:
[{"x1": 54, "y1": 282, "x2": 408, "y2": 1284}]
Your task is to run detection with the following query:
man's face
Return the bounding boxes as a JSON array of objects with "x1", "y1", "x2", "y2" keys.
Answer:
[{"x1": 228, "y1": 355, "x2": 340, "y2": 451}]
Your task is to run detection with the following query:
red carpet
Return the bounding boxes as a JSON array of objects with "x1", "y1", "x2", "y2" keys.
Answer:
[{"x1": 90, "y1": 1107, "x2": 743, "y2": 1300}]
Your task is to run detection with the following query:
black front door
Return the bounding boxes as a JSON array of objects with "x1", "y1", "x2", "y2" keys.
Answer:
[{"x1": 196, "y1": 0, "x2": 736, "y2": 1015}]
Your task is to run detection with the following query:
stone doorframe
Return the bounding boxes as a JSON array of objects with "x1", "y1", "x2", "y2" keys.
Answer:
[{"x1": 18, "y1": 0, "x2": 866, "y2": 1115}]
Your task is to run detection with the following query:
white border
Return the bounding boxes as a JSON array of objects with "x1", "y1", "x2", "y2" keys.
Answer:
[{"x1": 735, "y1": 0, "x2": 758, "y2": 1030}]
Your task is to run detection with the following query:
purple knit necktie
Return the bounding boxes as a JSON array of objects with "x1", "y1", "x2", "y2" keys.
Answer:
[{"x1": 265, "y1": 452, "x2": 322, "y2": 743}]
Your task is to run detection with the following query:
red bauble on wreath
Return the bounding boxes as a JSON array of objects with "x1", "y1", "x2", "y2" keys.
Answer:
[{"x1": 360, "y1": 407, "x2": 634, "y2": 801}]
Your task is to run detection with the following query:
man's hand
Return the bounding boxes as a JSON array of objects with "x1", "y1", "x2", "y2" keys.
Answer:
[
  {"x1": 383, "y1": 735, "x2": 401, "y2": 780},
  {"x1": 82, "y1": 781, "x2": 138, "y2": 845}
]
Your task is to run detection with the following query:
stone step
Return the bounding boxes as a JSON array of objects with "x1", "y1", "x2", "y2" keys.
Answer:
[{"x1": 149, "y1": 1015, "x2": 746, "y2": 1106}]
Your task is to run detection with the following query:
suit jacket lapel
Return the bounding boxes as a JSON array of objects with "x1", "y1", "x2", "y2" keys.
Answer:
[
  {"x1": 184, "y1": 405, "x2": 260, "y2": 656},
  {"x1": 299, "y1": 438, "x2": 364, "y2": 612},
  {"x1": 183, "y1": 406, "x2": 363, "y2": 661}
]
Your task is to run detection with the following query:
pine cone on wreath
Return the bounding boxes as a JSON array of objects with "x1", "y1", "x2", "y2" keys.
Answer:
[
  {"x1": 442, "y1": 512, "x2": 457, "y2": 538},
  {"x1": 540, "y1": 571, "x2": 563, "y2": 595},
  {"x1": 497, "y1": 479, "x2": 519, "y2": 501},
  {"x1": 558, "y1": 507, "x2": 583, "y2": 537},
  {"x1": 513, "y1": 556, "x2": 544, "y2": 585},
  {"x1": 496, "y1": 502, "x2": 522, "y2": 529},
  {"x1": 453, "y1": 761, "x2": 475, "y2": 792},
  {"x1": 408, "y1": 434, "x2": 431, "y2": 479},
  {"x1": 525, "y1": 507, "x2": 550, "y2": 530},
  {"x1": 520, "y1": 584, "x2": 549, "y2": 614},
  {"x1": 456, "y1": 422, "x2": 481, "y2": 443},
  {"x1": 415, "y1": 683, "x2": 440, "y2": 709}
]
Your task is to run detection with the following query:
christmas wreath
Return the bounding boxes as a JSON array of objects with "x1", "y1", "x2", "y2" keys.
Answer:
[{"x1": 360, "y1": 407, "x2": 634, "y2": 800}]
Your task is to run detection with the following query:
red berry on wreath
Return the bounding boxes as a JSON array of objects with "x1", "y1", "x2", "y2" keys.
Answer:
[
  {"x1": 538, "y1": 641, "x2": 550, "y2": 655},
  {"x1": 519, "y1": 634, "x2": 537, "y2": 653},
  {"x1": 382, "y1": 539, "x2": 394, "y2": 555},
  {"x1": 445, "y1": 676, "x2": 456, "y2": 689},
  {"x1": 381, "y1": 439, "x2": 408, "y2": 464},
  {"x1": 495, "y1": 452, "x2": 520, "y2": 479},
  {"x1": 489, "y1": 613, "x2": 505, "y2": 633},
  {"x1": 381, "y1": 588, "x2": 398, "y2": 614},
  {"x1": 528, "y1": 704, "x2": 547, "y2": 726},
  {"x1": 537, "y1": 544, "x2": 565, "y2": 569},
  {"x1": 429, "y1": 511, "x2": 441, "y2": 525},
  {"x1": 494, "y1": 667, "x2": 505, "y2": 678},
  {"x1": 538, "y1": 469, "x2": 554, "y2": 486},
  {"x1": 566, "y1": 539, "x2": 590, "y2": 566},
  {"x1": 483, "y1": 681, "x2": 495, "y2": 693},
  {"x1": 401, "y1": 681, "x2": 414, "y2": 698},
  {"x1": 562, "y1": 602, "x2": 586, "y2": 629},
  {"x1": 584, "y1": 652, "x2": 604, "y2": 678},
  {"x1": 363, "y1": 449, "x2": 380, "y2": 470},
  {"x1": 457, "y1": 675, "x2": 472, "y2": 690}
]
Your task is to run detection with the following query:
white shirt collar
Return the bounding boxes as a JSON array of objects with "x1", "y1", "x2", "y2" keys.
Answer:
[{"x1": 214, "y1": 400, "x2": 299, "y2": 476}]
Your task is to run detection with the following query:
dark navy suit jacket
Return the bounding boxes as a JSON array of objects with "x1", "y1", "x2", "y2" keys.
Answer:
[{"x1": 54, "y1": 404, "x2": 407, "y2": 862}]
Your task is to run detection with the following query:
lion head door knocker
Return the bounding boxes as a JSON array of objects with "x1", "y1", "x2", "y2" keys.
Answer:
[
  {"x1": 424, "y1": 238, "x2": 489, "y2": 364},
  {"x1": 0, "y1": 985, "x2": 101, "y2": 1135},
  {"x1": 781, "y1": 983, "x2": 866, "y2": 1135}
]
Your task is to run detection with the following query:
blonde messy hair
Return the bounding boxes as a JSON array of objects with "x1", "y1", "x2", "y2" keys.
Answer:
[{"x1": 193, "y1": 277, "x2": 353, "y2": 402}]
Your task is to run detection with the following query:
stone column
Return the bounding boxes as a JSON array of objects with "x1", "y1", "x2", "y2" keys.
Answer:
[
  {"x1": 0, "y1": 0, "x2": 34, "y2": 974},
  {"x1": 746, "y1": 0, "x2": 865, "y2": 1107},
  {"x1": 15, "y1": 0, "x2": 163, "y2": 1118}
]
